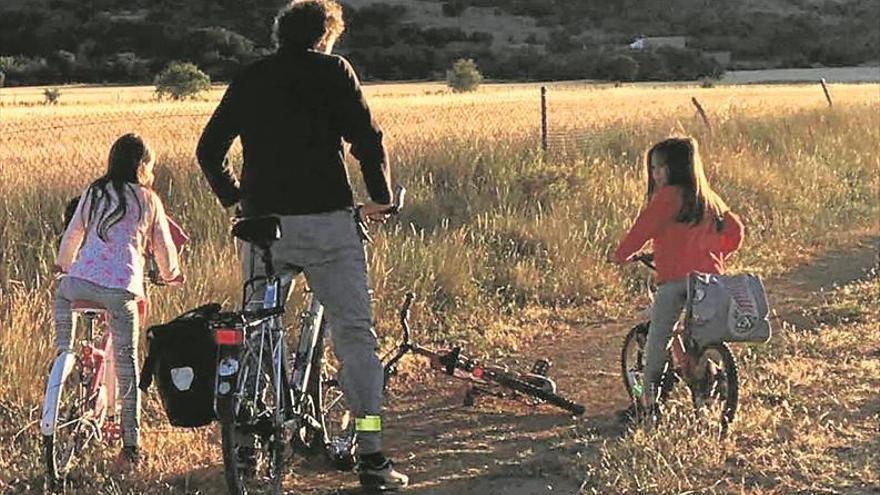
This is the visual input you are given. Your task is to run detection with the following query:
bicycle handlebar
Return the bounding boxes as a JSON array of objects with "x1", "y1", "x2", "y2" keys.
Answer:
[{"x1": 632, "y1": 252, "x2": 656, "y2": 271}]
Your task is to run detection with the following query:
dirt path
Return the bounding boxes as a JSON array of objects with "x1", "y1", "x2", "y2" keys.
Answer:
[{"x1": 258, "y1": 231, "x2": 876, "y2": 495}]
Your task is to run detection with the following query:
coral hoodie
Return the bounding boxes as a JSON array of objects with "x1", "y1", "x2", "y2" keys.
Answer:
[{"x1": 614, "y1": 186, "x2": 744, "y2": 283}]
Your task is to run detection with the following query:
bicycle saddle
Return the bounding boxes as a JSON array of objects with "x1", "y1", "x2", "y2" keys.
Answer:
[
  {"x1": 71, "y1": 300, "x2": 107, "y2": 312},
  {"x1": 232, "y1": 216, "x2": 282, "y2": 249}
]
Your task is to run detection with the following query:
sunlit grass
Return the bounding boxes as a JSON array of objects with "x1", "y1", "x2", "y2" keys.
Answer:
[
  {"x1": 585, "y1": 276, "x2": 880, "y2": 494},
  {"x1": 0, "y1": 82, "x2": 877, "y2": 492}
]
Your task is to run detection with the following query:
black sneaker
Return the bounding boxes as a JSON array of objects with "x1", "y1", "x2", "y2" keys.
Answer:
[
  {"x1": 111, "y1": 446, "x2": 140, "y2": 474},
  {"x1": 358, "y1": 455, "x2": 409, "y2": 491}
]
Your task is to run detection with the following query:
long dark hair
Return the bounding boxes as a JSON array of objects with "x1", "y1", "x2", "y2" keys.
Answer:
[
  {"x1": 84, "y1": 133, "x2": 154, "y2": 241},
  {"x1": 645, "y1": 137, "x2": 728, "y2": 230}
]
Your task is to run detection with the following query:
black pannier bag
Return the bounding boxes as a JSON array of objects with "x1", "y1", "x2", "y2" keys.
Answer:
[{"x1": 139, "y1": 303, "x2": 221, "y2": 427}]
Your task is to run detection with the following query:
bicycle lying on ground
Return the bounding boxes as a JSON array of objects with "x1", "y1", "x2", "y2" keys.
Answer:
[
  {"x1": 312, "y1": 292, "x2": 586, "y2": 472},
  {"x1": 212, "y1": 188, "x2": 406, "y2": 494},
  {"x1": 620, "y1": 253, "x2": 739, "y2": 431},
  {"x1": 383, "y1": 292, "x2": 586, "y2": 416}
]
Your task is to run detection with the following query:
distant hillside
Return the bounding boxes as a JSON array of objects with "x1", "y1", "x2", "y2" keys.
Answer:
[{"x1": 1, "y1": 0, "x2": 877, "y2": 85}]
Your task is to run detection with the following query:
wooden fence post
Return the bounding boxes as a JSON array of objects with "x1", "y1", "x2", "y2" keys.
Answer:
[
  {"x1": 820, "y1": 78, "x2": 833, "y2": 107},
  {"x1": 0, "y1": 71, "x2": 5, "y2": 119},
  {"x1": 691, "y1": 96, "x2": 712, "y2": 132},
  {"x1": 540, "y1": 86, "x2": 548, "y2": 153}
]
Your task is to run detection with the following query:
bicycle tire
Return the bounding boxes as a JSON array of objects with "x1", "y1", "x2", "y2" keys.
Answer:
[
  {"x1": 43, "y1": 359, "x2": 88, "y2": 484},
  {"x1": 692, "y1": 343, "x2": 738, "y2": 433},
  {"x1": 292, "y1": 320, "x2": 328, "y2": 456},
  {"x1": 620, "y1": 322, "x2": 677, "y2": 405},
  {"x1": 218, "y1": 348, "x2": 284, "y2": 495},
  {"x1": 314, "y1": 322, "x2": 357, "y2": 470},
  {"x1": 620, "y1": 322, "x2": 649, "y2": 403},
  {"x1": 490, "y1": 371, "x2": 585, "y2": 416}
]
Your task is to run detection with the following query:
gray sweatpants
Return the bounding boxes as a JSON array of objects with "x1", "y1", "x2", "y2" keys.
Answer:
[
  {"x1": 54, "y1": 276, "x2": 141, "y2": 447},
  {"x1": 644, "y1": 279, "x2": 688, "y2": 404},
  {"x1": 241, "y1": 209, "x2": 384, "y2": 454}
]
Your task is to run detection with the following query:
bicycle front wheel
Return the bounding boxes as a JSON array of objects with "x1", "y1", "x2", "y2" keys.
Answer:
[
  {"x1": 43, "y1": 358, "x2": 90, "y2": 484},
  {"x1": 620, "y1": 322, "x2": 678, "y2": 405},
  {"x1": 490, "y1": 371, "x2": 585, "y2": 416},
  {"x1": 306, "y1": 322, "x2": 356, "y2": 471}
]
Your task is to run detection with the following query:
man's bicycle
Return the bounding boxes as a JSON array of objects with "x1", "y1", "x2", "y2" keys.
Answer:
[
  {"x1": 620, "y1": 254, "x2": 739, "y2": 431},
  {"x1": 213, "y1": 188, "x2": 406, "y2": 494},
  {"x1": 212, "y1": 216, "x2": 294, "y2": 495}
]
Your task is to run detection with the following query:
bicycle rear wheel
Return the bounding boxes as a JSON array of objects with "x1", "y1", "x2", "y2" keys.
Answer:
[
  {"x1": 490, "y1": 370, "x2": 585, "y2": 415},
  {"x1": 690, "y1": 343, "x2": 738, "y2": 433},
  {"x1": 219, "y1": 349, "x2": 285, "y2": 495},
  {"x1": 43, "y1": 358, "x2": 91, "y2": 484}
]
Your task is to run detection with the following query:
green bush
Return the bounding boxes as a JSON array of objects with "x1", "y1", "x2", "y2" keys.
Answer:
[
  {"x1": 446, "y1": 58, "x2": 483, "y2": 92},
  {"x1": 154, "y1": 62, "x2": 211, "y2": 100},
  {"x1": 43, "y1": 87, "x2": 61, "y2": 105},
  {"x1": 597, "y1": 53, "x2": 639, "y2": 81}
]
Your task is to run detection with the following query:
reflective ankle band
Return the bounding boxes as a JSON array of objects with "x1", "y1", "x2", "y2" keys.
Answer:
[{"x1": 355, "y1": 415, "x2": 382, "y2": 432}]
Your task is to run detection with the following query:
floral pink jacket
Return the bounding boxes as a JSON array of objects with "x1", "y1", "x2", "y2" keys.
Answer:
[{"x1": 57, "y1": 185, "x2": 181, "y2": 298}]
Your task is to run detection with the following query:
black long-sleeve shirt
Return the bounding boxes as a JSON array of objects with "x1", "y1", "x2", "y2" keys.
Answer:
[{"x1": 196, "y1": 49, "x2": 391, "y2": 216}]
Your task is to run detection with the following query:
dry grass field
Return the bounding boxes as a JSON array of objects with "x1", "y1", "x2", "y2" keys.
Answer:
[{"x1": 0, "y1": 81, "x2": 878, "y2": 494}]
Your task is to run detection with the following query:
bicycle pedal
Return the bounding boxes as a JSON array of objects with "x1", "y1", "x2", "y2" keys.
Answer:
[{"x1": 102, "y1": 421, "x2": 122, "y2": 441}]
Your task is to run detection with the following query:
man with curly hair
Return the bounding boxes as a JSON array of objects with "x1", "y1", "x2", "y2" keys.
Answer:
[{"x1": 197, "y1": 0, "x2": 408, "y2": 490}]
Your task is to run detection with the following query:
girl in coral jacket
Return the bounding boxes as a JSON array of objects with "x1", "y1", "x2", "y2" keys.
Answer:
[{"x1": 612, "y1": 136, "x2": 744, "y2": 415}]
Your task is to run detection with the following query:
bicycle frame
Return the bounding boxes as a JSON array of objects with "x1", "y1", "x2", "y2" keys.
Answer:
[
  {"x1": 214, "y1": 265, "x2": 292, "y2": 421},
  {"x1": 635, "y1": 254, "x2": 701, "y2": 380},
  {"x1": 41, "y1": 306, "x2": 118, "y2": 440},
  {"x1": 383, "y1": 294, "x2": 540, "y2": 389},
  {"x1": 290, "y1": 291, "x2": 324, "y2": 423}
]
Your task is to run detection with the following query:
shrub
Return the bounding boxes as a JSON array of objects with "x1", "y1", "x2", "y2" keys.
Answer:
[
  {"x1": 43, "y1": 87, "x2": 61, "y2": 105},
  {"x1": 0, "y1": 56, "x2": 49, "y2": 85},
  {"x1": 154, "y1": 62, "x2": 211, "y2": 100},
  {"x1": 446, "y1": 58, "x2": 482, "y2": 92},
  {"x1": 598, "y1": 53, "x2": 639, "y2": 81}
]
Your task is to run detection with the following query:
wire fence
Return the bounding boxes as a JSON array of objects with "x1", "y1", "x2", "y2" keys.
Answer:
[{"x1": 0, "y1": 79, "x2": 849, "y2": 197}]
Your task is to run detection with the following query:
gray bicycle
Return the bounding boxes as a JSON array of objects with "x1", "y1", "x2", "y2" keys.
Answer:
[{"x1": 212, "y1": 189, "x2": 406, "y2": 494}]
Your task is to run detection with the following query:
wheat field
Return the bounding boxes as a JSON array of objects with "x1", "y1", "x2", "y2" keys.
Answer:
[{"x1": 0, "y1": 81, "x2": 878, "y2": 493}]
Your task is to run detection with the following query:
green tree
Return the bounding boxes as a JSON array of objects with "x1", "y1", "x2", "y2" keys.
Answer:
[
  {"x1": 446, "y1": 58, "x2": 482, "y2": 93},
  {"x1": 154, "y1": 62, "x2": 211, "y2": 100},
  {"x1": 598, "y1": 53, "x2": 639, "y2": 81},
  {"x1": 43, "y1": 87, "x2": 61, "y2": 105}
]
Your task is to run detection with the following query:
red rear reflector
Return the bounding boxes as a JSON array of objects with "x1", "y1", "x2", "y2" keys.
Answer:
[
  {"x1": 215, "y1": 328, "x2": 244, "y2": 346},
  {"x1": 472, "y1": 366, "x2": 484, "y2": 378}
]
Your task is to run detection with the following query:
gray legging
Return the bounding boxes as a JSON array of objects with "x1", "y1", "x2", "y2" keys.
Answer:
[
  {"x1": 54, "y1": 276, "x2": 141, "y2": 448},
  {"x1": 644, "y1": 279, "x2": 688, "y2": 404}
]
